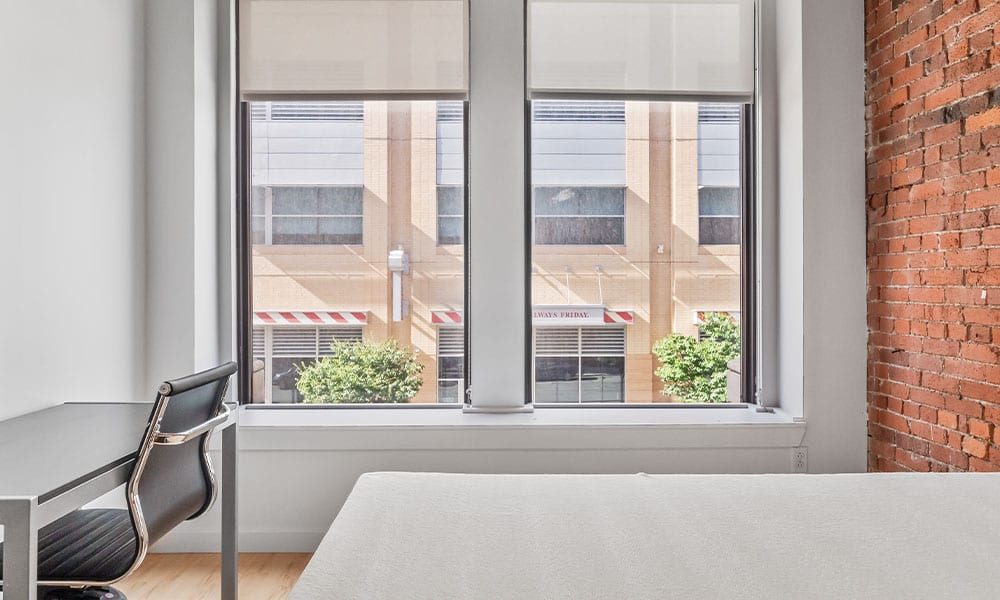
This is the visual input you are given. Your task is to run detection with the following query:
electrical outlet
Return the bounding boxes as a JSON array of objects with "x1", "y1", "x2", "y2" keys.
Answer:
[{"x1": 791, "y1": 447, "x2": 808, "y2": 473}]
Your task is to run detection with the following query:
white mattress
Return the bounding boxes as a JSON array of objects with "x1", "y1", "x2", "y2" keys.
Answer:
[{"x1": 291, "y1": 472, "x2": 1000, "y2": 600}]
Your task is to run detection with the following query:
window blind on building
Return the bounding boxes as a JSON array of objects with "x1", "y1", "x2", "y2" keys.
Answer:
[
  {"x1": 271, "y1": 326, "x2": 363, "y2": 357},
  {"x1": 437, "y1": 326, "x2": 465, "y2": 356},
  {"x1": 528, "y1": 0, "x2": 755, "y2": 99},
  {"x1": 239, "y1": 0, "x2": 469, "y2": 98},
  {"x1": 252, "y1": 328, "x2": 266, "y2": 357},
  {"x1": 318, "y1": 327, "x2": 364, "y2": 355}
]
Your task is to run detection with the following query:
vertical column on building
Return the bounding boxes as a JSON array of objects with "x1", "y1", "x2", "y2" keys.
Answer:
[
  {"x1": 387, "y1": 102, "x2": 413, "y2": 348},
  {"x1": 648, "y1": 102, "x2": 675, "y2": 401},
  {"x1": 364, "y1": 102, "x2": 391, "y2": 344},
  {"x1": 624, "y1": 102, "x2": 654, "y2": 403},
  {"x1": 410, "y1": 102, "x2": 442, "y2": 403}
]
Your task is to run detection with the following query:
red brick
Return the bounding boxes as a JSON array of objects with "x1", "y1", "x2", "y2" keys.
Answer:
[
  {"x1": 967, "y1": 107, "x2": 1000, "y2": 133},
  {"x1": 962, "y1": 436, "x2": 988, "y2": 459},
  {"x1": 866, "y1": 0, "x2": 1000, "y2": 473}
]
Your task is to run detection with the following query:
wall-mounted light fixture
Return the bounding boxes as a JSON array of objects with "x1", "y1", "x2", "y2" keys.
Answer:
[{"x1": 388, "y1": 247, "x2": 409, "y2": 322}]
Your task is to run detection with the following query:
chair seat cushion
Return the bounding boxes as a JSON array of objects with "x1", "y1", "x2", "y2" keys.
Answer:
[{"x1": 0, "y1": 509, "x2": 138, "y2": 584}]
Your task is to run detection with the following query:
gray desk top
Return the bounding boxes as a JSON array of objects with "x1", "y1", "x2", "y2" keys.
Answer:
[{"x1": 0, "y1": 403, "x2": 152, "y2": 501}]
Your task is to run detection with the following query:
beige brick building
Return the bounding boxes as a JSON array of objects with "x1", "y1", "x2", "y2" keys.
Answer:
[{"x1": 250, "y1": 100, "x2": 741, "y2": 404}]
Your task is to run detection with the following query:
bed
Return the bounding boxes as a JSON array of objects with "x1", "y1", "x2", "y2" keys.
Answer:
[{"x1": 291, "y1": 472, "x2": 1000, "y2": 599}]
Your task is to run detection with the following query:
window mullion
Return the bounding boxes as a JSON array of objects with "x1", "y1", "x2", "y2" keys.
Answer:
[{"x1": 466, "y1": 0, "x2": 528, "y2": 411}]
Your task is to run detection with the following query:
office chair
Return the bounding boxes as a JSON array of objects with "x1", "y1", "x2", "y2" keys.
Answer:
[{"x1": 0, "y1": 362, "x2": 238, "y2": 600}]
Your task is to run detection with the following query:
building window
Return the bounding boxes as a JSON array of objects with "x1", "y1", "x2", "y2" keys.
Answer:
[
  {"x1": 248, "y1": 100, "x2": 467, "y2": 404},
  {"x1": 437, "y1": 326, "x2": 465, "y2": 403},
  {"x1": 697, "y1": 104, "x2": 741, "y2": 246},
  {"x1": 437, "y1": 101, "x2": 464, "y2": 245},
  {"x1": 252, "y1": 325, "x2": 363, "y2": 404},
  {"x1": 698, "y1": 187, "x2": 741, "y2": 245},
  {"x1": 534, "y1": 186, "x2": 625, "y2": 245},
  {"x1": 252, "y1": 186, "x2": 364, "y2": 245},
  {"x1": 534, "y1": 327, "x2": 625, "y2": 403},
  {"x1": 532, "y1": 101, "x2": 626, "y2": 246},
  {"x1": 437, "y1": 186, "x2": 464, "y2": 245}
]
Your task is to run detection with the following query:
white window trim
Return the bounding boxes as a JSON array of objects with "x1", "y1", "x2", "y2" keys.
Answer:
[{"x1": 466, "y1": 0, "x2": 527, "y2": 412}]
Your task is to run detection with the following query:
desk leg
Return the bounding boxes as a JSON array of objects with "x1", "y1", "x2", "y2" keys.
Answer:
[
  {"x1": 221, "y1": 421, "x2": 238, "y2": 600},
  {"x1": 1, "y1": 497, "x2": 38, "y2": 600}
]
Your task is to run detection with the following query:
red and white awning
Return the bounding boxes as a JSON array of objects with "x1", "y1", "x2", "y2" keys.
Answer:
[
  {"x1": 254, "y1": 311, "x2": 368, "y2": 326},
  {"x1": 603, "y1": 310, "x2": 634, "y2": 325},
  {"x1": 431, "y1": 310, "x2": 464, "y2": 325},
  {"x1": 431, "y1": 309, "x2": 634, "y2": 326}
]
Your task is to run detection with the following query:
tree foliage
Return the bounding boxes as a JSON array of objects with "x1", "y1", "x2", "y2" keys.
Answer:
[
  {"x1": 652, "y1": 313, "x2": 740, "y2": 403},
  {"x1": 296, "y1": 340, "x2": 424, "y2": 404}
]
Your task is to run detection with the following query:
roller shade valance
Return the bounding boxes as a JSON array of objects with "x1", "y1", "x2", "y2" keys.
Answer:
[
  {"x1": 528, "y1": 0, "x2": 755, "y2": 100},
  {"x1": 239, "y1": 0, "x2": 469, "y2": 98}
]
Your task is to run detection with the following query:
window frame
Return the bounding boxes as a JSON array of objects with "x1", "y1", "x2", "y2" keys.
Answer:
[{"x1": 235, "y1": 0, "x2": 759, "y2": 410}]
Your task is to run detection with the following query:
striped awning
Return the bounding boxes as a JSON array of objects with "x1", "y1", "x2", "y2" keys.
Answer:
[
  {"x1": 603, "y1": 310, "x2": 634, "y2": 325},
  {"x1": 254, "y1": 311, "x2": 368, "y2": 326},
  {"x1": 431, "y1": 309, "x2": 635, "y2": 326},
  {"x1": 431, "y1": 310, "x2": 464, "y2": 325}
]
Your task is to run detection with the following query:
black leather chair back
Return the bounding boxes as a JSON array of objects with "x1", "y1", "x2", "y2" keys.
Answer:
[{"x1": 130, "y1": 362, "x2": 237, "y2": 547}]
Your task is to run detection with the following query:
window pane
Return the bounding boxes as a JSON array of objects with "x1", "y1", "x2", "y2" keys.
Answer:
[
  {"x1": 250, "y1": 100, "x2": 466, "y2": 404},
  {"x1": 580, "y1": 357, "x2": 624, "y2": 402},
  {"x1": 437, "y1": 186, "x2": 463, "y2": 215},
  {"x1": 534, "y1": 357, "x2": 580, "y2": 403},
  {"x1": 530, "y1": 100, "x2": 744, "y2": 404},
  {"x1": 437, "y1": 217, "x2": 463, "y2": 246},
  {"x1": 271, "y1": 357, "x2": 315, "y2": 404},
  {"x1": 535, "y1": 216, "x2": 624, "y2": 245},
  {"x1": 535, "y1": 187, "x2": 625, "y2": 216},
  {"x1": 699, "y1": 187, "x2": 740, "y2": 216}
]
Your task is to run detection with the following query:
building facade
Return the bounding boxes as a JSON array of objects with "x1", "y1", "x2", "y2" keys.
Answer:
[{"x1": 250, "y1": 100, "x2": 741, "y2": 404}]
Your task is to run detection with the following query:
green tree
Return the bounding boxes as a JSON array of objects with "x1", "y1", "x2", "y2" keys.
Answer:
[
  {"x1": 652, "y1": 313, "x2": 740, "y2": 403},
  {"x1": 296, "y1": 340, "x2": 424, "y2": 404}
]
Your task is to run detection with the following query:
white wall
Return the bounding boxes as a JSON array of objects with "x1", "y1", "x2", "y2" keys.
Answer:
[
  {"x1": 796, "y1": 0, "x2": 868, "y2": 473},
  {"x1": 145, "y1": 0, "x2": 223, "y2": 390},
  {"x1": 771, "y1": 0, "x2": 868, "y2": 472},
  {"x1": 0, "y1": 0, "x2": 146, "y2": 421}
]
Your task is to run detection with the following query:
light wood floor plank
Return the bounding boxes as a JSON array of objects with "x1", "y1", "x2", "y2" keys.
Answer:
[{"x1": 116, "y1": 553, "x2": 311, "y2": 600}]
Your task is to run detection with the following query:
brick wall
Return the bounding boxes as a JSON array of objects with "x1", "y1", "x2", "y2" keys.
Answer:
[{"x1": 867, "y1": 0, "x2": 1000, "y2": 472}]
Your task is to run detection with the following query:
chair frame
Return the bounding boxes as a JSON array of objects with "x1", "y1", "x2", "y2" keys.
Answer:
[{"x1": 37, "y1": 373, "x2": 233, "y2": 589}]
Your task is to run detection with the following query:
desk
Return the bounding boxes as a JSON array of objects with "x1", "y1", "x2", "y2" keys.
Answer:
[{"x1": 0, "y1": 403, "x2": 238, "y2": 600}]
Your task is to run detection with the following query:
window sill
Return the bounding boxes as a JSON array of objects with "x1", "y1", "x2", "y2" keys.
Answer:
[{"x1": 234, "y1": 404, "x2": 806, "y2": 451}]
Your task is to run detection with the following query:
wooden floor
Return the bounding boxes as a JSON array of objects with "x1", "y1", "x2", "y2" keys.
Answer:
[{"x1": 116, "y1": 554, "x2": 311, "y2": 600}]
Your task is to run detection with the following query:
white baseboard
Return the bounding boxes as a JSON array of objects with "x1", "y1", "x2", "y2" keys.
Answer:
[{"x1": 151, "y1": 530, "x2": 324, "y2": 553}]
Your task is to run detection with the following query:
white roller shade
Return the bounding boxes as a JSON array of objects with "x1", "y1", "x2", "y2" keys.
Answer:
[
  {"x1": 528, "y1": 0, "x2": 755, "y2": 99},
  {"x1": 240, "y1": 0, "x2": 469, "y2": 98}
]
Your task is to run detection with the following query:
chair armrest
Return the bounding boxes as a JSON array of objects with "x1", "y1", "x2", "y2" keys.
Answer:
[{"x1": 154, "y1": 403, "x2": 233, "y2": 445}]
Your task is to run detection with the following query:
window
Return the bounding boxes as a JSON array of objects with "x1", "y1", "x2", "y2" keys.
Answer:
[
  {"x1": 246, "y1": 100, "x2": 467, "y2": 404},
  {"x1": 253, "y1": 186, "x2": 364, "y2": 245},
  {"x1": 252, "y1": 324, "x2": 363, "y2": 404},
  {"x1": 534, "y1": 186, "x2": 625, "y2": 246},
  {"x1": 238, "y1": 0, "x2": 756, "y2": 409},
  {"x1": 530, "y1": 100, "x2": 746, "y2": 403},
  {"x1": 437, "y1": 102, "x2": 465, "y2": 245},
  {"x1": 534, "y1": 327, "x2": 625, "y2": 403},
  {"x1": 437, "y1": 327, "x2": 465, "y2": 403},
  {"x1": 532, "y1": 101, "x2": 626, "y2": 246},
  {"x1": 698, "y1": 104, "x2": 742, "y2": 246}
]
